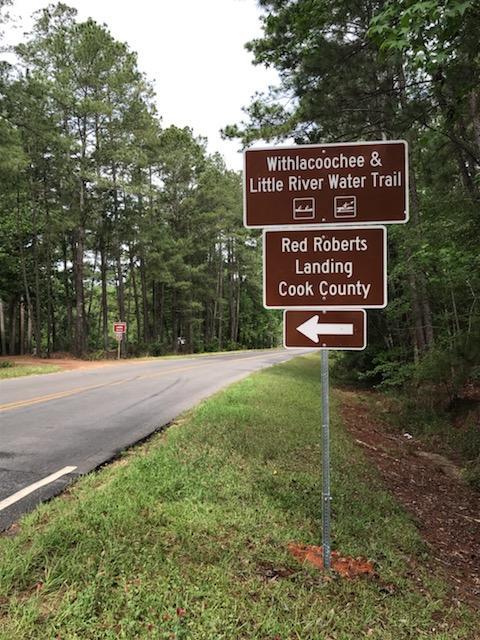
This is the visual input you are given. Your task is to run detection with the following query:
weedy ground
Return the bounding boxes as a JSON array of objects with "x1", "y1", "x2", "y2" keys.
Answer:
[
  {"x1": 0, "y1": 354, "x2": 477, "y2": 639},
  {"x1": 0, "y1": 362, "x2": 61, "y2": 379}
]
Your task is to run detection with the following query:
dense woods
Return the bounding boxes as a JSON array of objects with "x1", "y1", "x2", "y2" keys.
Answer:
[
  {"x1": 0, "y1": 2, "x2": 279, "y2": 359},
  {"x1": 1, "y1": 1, "x2": 480, "y2": 472},
  {"x1": 225, "y1": 0, "x2": 480, "y2": 482},
  {"x1": 226, "y1": 0, "x2": 479, "y2": 388}
]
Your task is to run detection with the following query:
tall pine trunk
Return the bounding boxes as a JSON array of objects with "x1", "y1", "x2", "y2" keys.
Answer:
[
  {"x1": 140, "y1": 255, "x2": 149, "y2": 343},
  {"x1": 397, "y1": 64, "x2": 434, "y2": 354},
  {"x1": 74, "y1": 114, "x2": 87, "y2": 358},
  {"x1": 0, "y1": 298, "x2": 6, "y2": 355},
  {"x1": 129, "y1": 248, "x2": 142, "y2": 346},
  {"x1": 100, "y1": 237, "x2": 109, "y2": 351},
  {"x1": 8, "y1": 299, "x2": 17, "y2": 356},
  {"x1": 73, "y1": 222, "x2": 86, "y2": 357},
  {"x1": 19, "y1": 298, "x2": 25, "y2": 355},
  {"x1": 63, "y1": 240, "x2": 73, "y2": 351}
]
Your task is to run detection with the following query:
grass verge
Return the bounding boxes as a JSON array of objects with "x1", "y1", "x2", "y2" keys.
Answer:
[
  {"x1": 0, "y1": 355, "x2": 477, "y2": 639},
  {"x1": 0, "y1": 363, "x2": 61, "y2": 380}
]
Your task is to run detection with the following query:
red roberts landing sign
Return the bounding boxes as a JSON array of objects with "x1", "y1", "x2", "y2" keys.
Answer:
[
  {"x1": 244, "y1": 140, "x2": 408, "y2": 227},
  {"x1": 263, "y1": 226, "x2": 386, "y2": 309},
  {"x1": 284, "y1": 310, "x2": 366, "y2": 350}
]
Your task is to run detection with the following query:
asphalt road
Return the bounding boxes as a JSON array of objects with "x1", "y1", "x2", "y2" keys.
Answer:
[{"x1": 0, "y1": 349, "x2": 307, "y2": 531}]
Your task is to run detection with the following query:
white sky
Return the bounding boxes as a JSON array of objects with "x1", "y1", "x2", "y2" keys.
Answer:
[{"x1": 3, "y1": 0, "x2": 279, "y2": 170}]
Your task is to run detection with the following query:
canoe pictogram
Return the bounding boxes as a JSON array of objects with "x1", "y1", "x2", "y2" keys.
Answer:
[{"x1": 293, "y1": 197, "x2": 315, "y2": 220}]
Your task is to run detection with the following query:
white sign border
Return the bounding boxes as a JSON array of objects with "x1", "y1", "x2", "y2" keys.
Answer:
[
  {"x1": 243, "y1": 139, "x2": 409, "y2": 229},
  {"x1": 282, "y1": 309, "x2": 367, "y2": 351},
  {"x1": 262, "y1": 225, "x2": 388, "y2": 310}
]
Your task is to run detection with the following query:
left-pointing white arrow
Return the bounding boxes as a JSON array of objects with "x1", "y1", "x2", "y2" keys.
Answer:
[{"x1": 296, "y1": 315, "x2": 354, "y2": 343}]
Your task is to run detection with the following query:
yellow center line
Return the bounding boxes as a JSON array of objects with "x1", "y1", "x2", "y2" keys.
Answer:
[
  {"x1": 137, "y1": 353, "x2": 286, "y2": 380},
  {"x1": 137, "y1": 363, "x2": 209, "y2": 380},
  {"x1": 0, "y1": 352, "x2": 287, "y2": 413},
  {"x1": 0, "y1": 382, "x2": 108, "y2": 413}
]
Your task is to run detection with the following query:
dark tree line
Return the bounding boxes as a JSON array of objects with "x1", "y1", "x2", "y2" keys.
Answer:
[
  {"x1": 226, "y1": 0, "x2": 480, "y2": 395},
  {"x1": 0, "y1": 2, "x2": 280, "y2": 358}
]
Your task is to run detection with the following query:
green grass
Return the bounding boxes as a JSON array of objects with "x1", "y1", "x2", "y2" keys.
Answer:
[
  {"x1": 0, "y1": 363, "x2": 61, "y2": 380},
  {"x1": 0, "y1": 355, "x2": 476, "y2": 639}
]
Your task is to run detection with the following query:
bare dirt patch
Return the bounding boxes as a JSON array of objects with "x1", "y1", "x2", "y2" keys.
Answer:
[
  {"x1": 288, "y1": 542, "x2": 375, "y2": 579},
  {"x1": 337, "y1": 388, "x2": 480, "y2": 607}
]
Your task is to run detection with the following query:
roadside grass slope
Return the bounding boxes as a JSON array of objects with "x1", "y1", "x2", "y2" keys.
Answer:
[
  {"x1": 0, "y1": 355, "x2": 476, "y2": 639},
  {"x1": 0, "y1": 363, "x2": 61, "y2": 380}
]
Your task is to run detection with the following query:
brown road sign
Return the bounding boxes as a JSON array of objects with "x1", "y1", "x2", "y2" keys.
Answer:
[
  {"x1": 113, "y1": 322, "x2": 126, "y2": 334},
  {"x1": 284, "y1": 310, "x2": 366, "y2": 350},
  {"x1": 244, "y1": 140, "x2": 408, "y2": 227},
  {"x1": 263, "y1": 226, "x2": 386, "y2": 309}
]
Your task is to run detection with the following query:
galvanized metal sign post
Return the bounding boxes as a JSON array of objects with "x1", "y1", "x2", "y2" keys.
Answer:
[
  {"x1": 244, "y1": 139, "x2": 408, "y2": 573},
  {"x1": 284, "y1": 308, "x2": 366, "y2": 570}
]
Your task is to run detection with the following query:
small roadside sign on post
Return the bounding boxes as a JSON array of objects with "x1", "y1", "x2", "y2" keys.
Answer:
[
  {"x1": 113, "y1": 322, "x2": 126, "y2": 334},
  {"x1": 244, "y1": 140, "x2": 408, "y2": 227},
  {"x1": 113, "y1": 322, "x2": 126, "y2": 359}
]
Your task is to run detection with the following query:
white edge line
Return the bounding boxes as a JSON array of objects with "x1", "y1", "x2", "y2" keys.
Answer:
[{"x1": 0, "y1": 465, "x2": 77, "y2": 512}]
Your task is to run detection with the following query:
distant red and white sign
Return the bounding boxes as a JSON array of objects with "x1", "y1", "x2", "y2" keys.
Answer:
[{"x1": 113, "y1": 322, "x2": 126, "y2": 334}]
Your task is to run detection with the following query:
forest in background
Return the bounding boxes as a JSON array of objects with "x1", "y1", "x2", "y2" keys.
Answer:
[
  {"x1": 226, "y1": 0, "x2": 480, "y2": 392},
  {"x1": 225, "y1": 0, "x2": 480, "y2": 482},
  {"x1": 1, "y1": 0, "x2": 480, "y2": 475},
  {"x1": 0, "y1": 1, "x2": 280, "y2": 359}
]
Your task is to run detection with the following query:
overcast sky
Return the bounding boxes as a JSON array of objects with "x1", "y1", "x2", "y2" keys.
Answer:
[{"x1": 3, "y1": 0, "x2": 279, "y2": 170}]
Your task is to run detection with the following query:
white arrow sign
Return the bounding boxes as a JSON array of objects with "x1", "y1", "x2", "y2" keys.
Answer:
[{"x1": 296, "y1": 315, "x2": 354, "y2": 344}]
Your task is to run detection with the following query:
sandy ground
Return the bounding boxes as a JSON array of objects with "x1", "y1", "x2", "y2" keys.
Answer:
[{"x1": 0, "y1": 354, "x2": 127, "y2": 371}]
